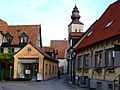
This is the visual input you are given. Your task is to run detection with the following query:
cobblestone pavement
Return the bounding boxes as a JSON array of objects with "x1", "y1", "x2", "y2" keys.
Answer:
[{"x1": 0, "y1": 75, "x2": 89, "y2": 90}]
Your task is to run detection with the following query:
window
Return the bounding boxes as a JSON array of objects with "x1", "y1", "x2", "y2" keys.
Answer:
[
  {"x1": 75, "y1": 29, "x2": 77, "y2": 32},
  {"x1": 26, "y1": 48, "x2": 31, "y2": 52},
  {"x1": 106, "y1": 49, "x2": 114, "y2": 66},
  {"x1": 52, "y1": 65, "x2": 54, "y2": 75},
  {"x1": 20, "y1": 33, "x2": 28, "y2": 44},
  {"x1": 95, "y1": 51, "x2": 102, "y2": 67},
  {"x1": 77, "y1": 56, "x2": 82, "y2": 69},
  {"x1": 105, "y1": 21, "x2": 113, "y2": 28},
  {"x1": 45, "y1": 64, "x2": 48, "y2": 75},
  {"x1": 70, "y1": 39, "x2": 72, "y2": 47},
  {"x1": 3, "y1": 33, "x2": 12, "y2": 43},
  {"x1": 49, "y1": 64, "x2": 51, "y2": 75},
  {"x1": 97, "y1": 82, "x2": 102, "y2": 90},
  {"x1": 108, "y1": 83, "x2": 113, "y2": 90},
  {"x1": 8, "y1": 48, "x2": 14, "y2": 53},
  {"x1": 0, "y1": 48, "x2": 4, "y2": 53},
  {"x1": 87, "y1": 31, "x2": 93, "y2": 37},
  {"x1": 83, "y1": 55, "x2": 89, "y2": 68}
]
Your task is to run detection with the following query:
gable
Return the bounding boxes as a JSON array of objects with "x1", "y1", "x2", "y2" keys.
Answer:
[{"x1": 14, "y1": 43, "x2": 44, "y2": 59}]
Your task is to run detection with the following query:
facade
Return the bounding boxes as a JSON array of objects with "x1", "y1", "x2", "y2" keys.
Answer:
[
  {"x1": 0, "y1": 19, "x2": 59, "y2": 81},
  {"x1": 14, "y1": 43, "x2": 59, "y2": 80},
  {"x1": 0, "y1": 19, "x2": 42, "y2": 54},
  {"x1": 74, "y1": 0, "x2": 120, "y2": 90},
  {"x1": 51, "y1": 39, "x2": 69, "y2": 74},
  {"x1": 0, "y1": 19, "x2": 42, "y2": 80}
]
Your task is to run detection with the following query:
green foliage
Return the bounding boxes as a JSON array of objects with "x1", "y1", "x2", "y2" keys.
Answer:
[
  {"x1": 0, "y1": 53, "x2": 14, "y2": 80},
  {"x1": 0, "y1": 53, "x2": 14, "y2": 65}
]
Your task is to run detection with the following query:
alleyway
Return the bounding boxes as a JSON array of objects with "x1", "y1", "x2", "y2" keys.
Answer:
[{"x1": 0, "y1": 75, "x2": 89, "y2": 90}]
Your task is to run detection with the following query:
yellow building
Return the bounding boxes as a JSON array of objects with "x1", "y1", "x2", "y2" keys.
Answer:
[
  {"x1": 14, "y1": 43, "x2": 59, "y2": 81},
  {"x1": 74, "y1": 0, "x2": 120, "y2": 90},
  {"x1": 0, "y1": 19, "x2": 42, "y2": 80}
]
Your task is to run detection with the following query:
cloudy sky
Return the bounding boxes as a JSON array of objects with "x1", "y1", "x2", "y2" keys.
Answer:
[{"x1": 0, "y1": 0, "x2": 117, "y2": 46}]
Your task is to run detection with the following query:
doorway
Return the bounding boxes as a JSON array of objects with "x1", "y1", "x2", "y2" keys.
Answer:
[{"x1": 23, "y1": 63, "x2": 38, "y2": 79}]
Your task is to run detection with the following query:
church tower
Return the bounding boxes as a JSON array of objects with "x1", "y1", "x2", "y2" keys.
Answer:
[{"x1": 68, "y1": 4, "x2": 84, "y2": 47}]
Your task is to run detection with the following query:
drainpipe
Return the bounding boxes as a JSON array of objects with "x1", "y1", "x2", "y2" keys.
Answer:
[{"x1": 43, "y1": 58, "x2": 44, "y2": 81}]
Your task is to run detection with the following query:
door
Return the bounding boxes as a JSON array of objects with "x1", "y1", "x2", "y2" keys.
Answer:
[
  {"x1": 23, "y1": 63, "x2": 38, "y2": 79},
  {"x1": 97, "y1": 82, "x2": 102, "y2": 90}
]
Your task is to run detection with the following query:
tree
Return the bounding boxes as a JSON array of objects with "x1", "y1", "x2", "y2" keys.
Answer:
[{"x1": 0, "y1": 53, "x2": 14, "y2": 80}]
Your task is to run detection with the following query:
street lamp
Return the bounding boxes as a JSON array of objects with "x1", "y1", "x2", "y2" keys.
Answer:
[
  {"x1": 67, "y1": 48, "x2": 76, "y2": 84},
  {"x1": 10, "y1": 66, "x2": 12, "y2": 81}
]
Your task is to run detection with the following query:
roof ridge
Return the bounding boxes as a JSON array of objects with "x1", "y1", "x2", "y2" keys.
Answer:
[{"x1": 9, "y1": 25, "x2": 40, "y2": 27}]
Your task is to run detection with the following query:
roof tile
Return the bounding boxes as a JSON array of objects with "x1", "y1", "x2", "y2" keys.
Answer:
[
  {"x1": 51, "y1": 40, "x2": 70, "y2": 59},
  {"x1": 76, "y1": 1, "x2": 120, "y2": 50}
]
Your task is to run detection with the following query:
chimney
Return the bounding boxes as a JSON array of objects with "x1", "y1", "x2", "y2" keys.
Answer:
[{"x1": 64, "y1": 38, "x2": 66, "y2": 40}]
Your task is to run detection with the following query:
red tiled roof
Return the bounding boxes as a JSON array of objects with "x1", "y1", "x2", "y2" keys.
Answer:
[
  {"x1": 8, "y1": 25, "x2": 40, "y2": 45},
  {"x1": 70, "y1": 32, "x2": 84, "y2": 37},
  {"x1": 42, "y1": 46, "x2": 54, "y2": 52},
  {"x1": 0, "y1": 19, "x2": 41, "y2": 46},
  {"x1": 0, "y1": 19, "x2": 8, "y2": 26},
  {"x1": 76, "y1": 1, "x2": 120, "y2": 50},
  {"x1": 51, "y1": 40, "x2": 70, "y2": 59}
]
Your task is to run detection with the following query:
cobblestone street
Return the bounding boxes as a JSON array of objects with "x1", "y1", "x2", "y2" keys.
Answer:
[{"x1": 0, "y1": 75, "x2": 89, "y2": 90}]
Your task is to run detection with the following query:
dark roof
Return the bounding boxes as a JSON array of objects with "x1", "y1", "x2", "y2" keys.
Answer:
[
  {"x1": 51, "y1": 40, "x2": 70, "y2": 59},
  {"x1": 68, "y1": 20, "x2": 84, "y2": 26},
  {"x1": 76, "y1": 0, "x2": 120, "y2": 50}
]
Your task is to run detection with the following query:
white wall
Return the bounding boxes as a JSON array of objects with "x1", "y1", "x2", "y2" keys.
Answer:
[
  {"x1": 58, "y1": 59, "x2": 67, "y2": 74},
  {"x1": 71, "y1": 24, "x2": 83, "y2": 32}
]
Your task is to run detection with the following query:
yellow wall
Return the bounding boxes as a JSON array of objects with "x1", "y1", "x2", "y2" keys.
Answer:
[
  {"x1": 14, "y1": 43, "x2": 58, "y2": 81},
  {"x1": 44, "y1": 59, "x2": 58, "y2": 80},
  {"x1": 75, "y1": 38, "x2": 120, "y2": 81}
]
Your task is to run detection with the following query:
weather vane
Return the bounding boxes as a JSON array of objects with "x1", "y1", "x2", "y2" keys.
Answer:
[{"x1": 75, "y1": 0, "x2": 76, "y2": 6}]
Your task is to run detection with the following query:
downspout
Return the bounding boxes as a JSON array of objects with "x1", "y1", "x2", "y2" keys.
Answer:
[{"x1": 43, "y1": 58, "x2": 44, "y2": 81}]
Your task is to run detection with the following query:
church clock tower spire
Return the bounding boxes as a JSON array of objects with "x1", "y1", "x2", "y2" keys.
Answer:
[{"x1": 68, "y1": 0, "x2": 84, "y2": 47}]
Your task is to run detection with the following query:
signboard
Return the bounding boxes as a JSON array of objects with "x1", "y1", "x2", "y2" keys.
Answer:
[
  {"x1": 37, "y1": 73, "x2": 43, "y2": 81},
  {"x1": 25, "y1": 70, "x2": 30, "y2": 74}
]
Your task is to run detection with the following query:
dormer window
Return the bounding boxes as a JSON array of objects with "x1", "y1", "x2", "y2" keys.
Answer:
[
  {"x1": 3, "y1": 33, "x2": 12, "y2": 43},
  {"x1": 87, "y1": 31, "x2": 93, "y2": 37},
  {"x1": 20, "y1": 33, "x2": 28, "y2": 44},
  {"x1": 105, "y1": 21, "x2": 113, "y2": 28}
]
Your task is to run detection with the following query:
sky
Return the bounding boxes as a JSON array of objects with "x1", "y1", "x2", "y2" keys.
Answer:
[{"x1": 0, "y1": 0, "x2": 117, "y2": 46}]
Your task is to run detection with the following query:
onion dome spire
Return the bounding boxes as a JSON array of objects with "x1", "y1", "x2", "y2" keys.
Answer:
[{"x1": 71, "y1": 5, "x2": 81, "y2": 21}]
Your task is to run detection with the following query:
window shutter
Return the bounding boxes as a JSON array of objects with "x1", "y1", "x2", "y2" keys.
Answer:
[
  {"x1": 89, "y1": 52, "x2": 92, "y2": 68},
  {"x1": 81, "y1": 55, "x2": 84, "y2": 68},
  {"x1": 114, "y1": 51, "x2": 120, "y2": 66},
  {"x1": 102, "y1": 50, "x2": 106, "y2": 67},
  {"x1": 92, "y1": 52, "x2": 95, "y2": 67}
]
